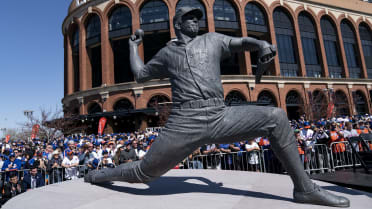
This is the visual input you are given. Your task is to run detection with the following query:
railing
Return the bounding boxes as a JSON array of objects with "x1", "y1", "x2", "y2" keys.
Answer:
[
  {"x1": 1, "y1": 140, "x2": 369, "y2": 203},
  {"x1": 330, "y1": 141, "x2": 361, "y2": 169},
  {"x1": 180, "y1": 150, "x2": 265, "y2": 172},
  {"x1": 178, "y1": 144, "x2": 342, "y2": 174}
]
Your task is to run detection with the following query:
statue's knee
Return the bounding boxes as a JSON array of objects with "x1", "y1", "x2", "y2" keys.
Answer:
[{"x1": 271, "y1": 108, "x2": 288, "y2": 123}]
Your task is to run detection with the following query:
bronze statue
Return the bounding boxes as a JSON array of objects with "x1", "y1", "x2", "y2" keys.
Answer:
[{"x1": 85, "y1": 7, "x2": 349, "y2": 207}]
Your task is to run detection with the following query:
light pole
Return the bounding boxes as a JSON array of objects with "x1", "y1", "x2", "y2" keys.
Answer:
[
  {"x1": 23, "y1": 110, "x2": 34, "y2": 118},
  {"x1": 0, "y1": 128, "x2": 6, "y2": 138}
]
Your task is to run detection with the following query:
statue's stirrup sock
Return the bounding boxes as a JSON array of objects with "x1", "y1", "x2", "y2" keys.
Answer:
[{"x1": 293, "y1": 184, "x2": 350, "y2": 208}]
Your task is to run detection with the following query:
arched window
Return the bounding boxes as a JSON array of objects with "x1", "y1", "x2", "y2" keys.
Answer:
[
  {"x1": 113, "y1": 99, "x2": 134, "y2": 111},
  {"x1": 257, "y1": 91, "x2": 277, "y2": 107},
  {"x1": 71, "y1": 27, "x2": 79, "y2": 48},
  {"x1": 70, "y1": 26, "x2": 80, "y2": 92},
  {"x1": 85, "y1": 14, "x2": 102, "y2": 88},
  {"x1": 140, "y1": 0, "x2": 170, "y2": 63},
  {"x1": 213, "y1": 0, "x2": 238, "y2": 29},
  {"x1": 311, "y1": 90, "x2": 327, "y2": 119},
  {"x1": 299, "y1": 12, "x2": 321, "y2": 77},
  {"x1": 109, "y1": 6, "x2": 134, "y2": 84},
  {"x1": 109, "y1": 6, "x2": 132, "y2": 38},
  {"x1": 334, "y1": 90, "x2": 349, "y2": 116},
  {"x1": 273, "y1": 8, "x2": 298, "y2": 77},
  {"x1": 359, "y1": 23, "x2": 372, "y2": 78},
  {"x1": 286, "y1": 90, "x2": 304, "y2": 120},
  {"x1": 341, "y1": 20, "x2": 361, "y2": 78},
  {"x1": 147, "y1": 95, "x2": 171, "y2": 108},
  {"x1": 321, "y1": 16, "x2": 342, "y2": 78},
  {"x1": 213, "y1": 0, "x2": 240, "y2": 75},
  {"x1": 88, "y1": 103, "x2": 102, "y2": 114},
  {"x1": 353, "y1": 91, "x2": 367, "y2": 115},
  {"x1": 140, "y1": 0, "x2": 169, "y2": 29},
  {"x1": 245, "y1": 3, "x2": 266, "y2": 27},
  {"x1": 176, "y1": 0, "x2": 206, "y2": 28},
  {"x1": 245, "y1": 3, "x2": 269, "y2": 75},
  {"x1": 225, "y1": 91, "x2": 246, "y2": 106},
  {"x1": 85, "y1": 14, "x2": 101, "y2": 43}
]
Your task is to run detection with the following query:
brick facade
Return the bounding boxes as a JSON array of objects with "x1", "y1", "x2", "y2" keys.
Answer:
[{"x1": 62, "y1": 0, "x2": 372, "y2": 132}]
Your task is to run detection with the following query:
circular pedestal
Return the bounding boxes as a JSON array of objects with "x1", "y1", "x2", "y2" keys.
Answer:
[{"x1": 3, "y1": 170, "x2": 372, "y2": 209}]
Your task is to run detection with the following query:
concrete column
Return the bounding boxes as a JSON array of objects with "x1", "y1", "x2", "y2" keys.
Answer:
[
  {"x1": 355, "y1": 28, "x2": 368, "y2": 79},
  {"x1": 79, "y1": 23, "x2": 91, "y2": 90},
  {"x1": 66, "y1": 35, "x2": 74, "y2": 95},
  {"x1": 335, "y1": 23, "x2": 349, "y2": 78},
  {"x1": 267, "y1": 13, "x2": 281, "y2": 76},
  {"x1": 239, "y1": 9, "x2": 252, "y2": 75},
  {"x1": 169, "y1": 6, "x2": 176, "y2": 39},
  {"x1": 293, "y1": 17, "x2": 307, "y2": 77},
  {"x1": 315, "y1": 19, "x2": 329, "y2": 77},
  {"x1": 206, "y1": 4, "x2": 215, "y2": 32},
  {"x1": 101, "y1": 17, "x2": 115, "y2": 85}
]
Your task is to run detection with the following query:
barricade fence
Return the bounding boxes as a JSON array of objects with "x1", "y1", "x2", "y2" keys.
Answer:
[
  {"x1": 179, "y1": 142, "x2": 369, "y2": 173},
  {"x1": 0, "y1": 140, "x2": 369, "y2": 199}
]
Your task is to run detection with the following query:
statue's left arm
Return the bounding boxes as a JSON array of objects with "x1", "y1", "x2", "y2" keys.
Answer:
[
  {"x1": 229, "y1": 37, "x2": 277, "y2": 83},
  {"x1": 229, "y1": 37, "x2": 276, "y2": 64}
]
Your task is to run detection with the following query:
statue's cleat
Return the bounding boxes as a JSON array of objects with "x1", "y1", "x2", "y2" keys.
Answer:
[
  {"x1": 84, "y1": 169, "x2": 113, "y2": 184},
  {"x1": 293, "y1": 184, "x2": 350, "y2": 208},
  {"x1": 255, "y1": 44, "x2": 276, "y2": 84}
]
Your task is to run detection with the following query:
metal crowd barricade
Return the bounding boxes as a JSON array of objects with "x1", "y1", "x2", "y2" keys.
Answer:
[
  {"x1": 303, "y1": 144, "x2": 332, "y2": 174},
  {"x1": 183, "y1": 150, "x2": 265, "y2": 172},
  {"x1": 330, "y1": 141, "x2": 360, "y2": 169}
]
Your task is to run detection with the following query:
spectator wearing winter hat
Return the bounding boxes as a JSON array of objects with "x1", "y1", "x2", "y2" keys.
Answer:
[
  {"x1": 62, "y1": 151, "x2": 79, "y2": 180},
  {"x1": 47, "y1": 150, "x2": 63, "y2": 184}
]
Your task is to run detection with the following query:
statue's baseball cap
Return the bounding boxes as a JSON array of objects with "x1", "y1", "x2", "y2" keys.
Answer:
[{"x1": 173, "y1": 6, "x2": 203, "y2": 25}]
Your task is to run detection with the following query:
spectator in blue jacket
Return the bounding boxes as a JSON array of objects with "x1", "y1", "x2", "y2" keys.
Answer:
[{"x1": 2, "y1": 153, "x2": 22, "y2": 172}]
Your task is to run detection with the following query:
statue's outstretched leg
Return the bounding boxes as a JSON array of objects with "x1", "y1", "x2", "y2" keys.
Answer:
[
  {"x1": 208, "y1": 105, "x2": 349, "y2": 207},
  {"x1": 85, "y1": 108, "x2": 206, "y2": 184}
]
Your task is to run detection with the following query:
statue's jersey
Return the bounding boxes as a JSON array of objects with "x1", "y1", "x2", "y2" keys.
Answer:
[{"x1": 136, "y1": 32, "x2": 235, "y2": 104}]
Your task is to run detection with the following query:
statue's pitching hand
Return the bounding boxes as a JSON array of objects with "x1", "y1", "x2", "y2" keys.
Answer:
[
  {"x1": 255, "y1": 42, "x2": 277, "y2": 84},
  {"x1": 129, "y1": 29, "x2": 144, "y2": 46}
]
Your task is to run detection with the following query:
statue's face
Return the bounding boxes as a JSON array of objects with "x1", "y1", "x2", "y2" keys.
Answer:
[{"x1": 180, "y1": 14, "x2": 199, "y2": 38}]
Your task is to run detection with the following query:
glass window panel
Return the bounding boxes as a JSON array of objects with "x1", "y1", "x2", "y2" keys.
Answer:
[
  {"x1": 213, "y1": 0, "x2": 237, "y2": 22},
  {"x1": 109, "y1": 6, "x2": 132, "y2": 31},
  {"x1": 72, "y1": 28, "x2": 79, "y2": 47},
  {"x1": 277, "y1": 34, "x2": 296, "y2": 64},
  {"x1": 245, "y1": 3, "x2": 265, "y2": 25},
  {"x1": 140, "y1": 0, "x2": 169, "y2": 24},
  {"x1": 86, "y1": 15, "x2": 101, "y2": 40}
]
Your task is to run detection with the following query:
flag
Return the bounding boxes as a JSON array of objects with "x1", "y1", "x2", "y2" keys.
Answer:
[
  {"x1": 31, "y1": 124, "x2": 40, "y2": 140},
  {"x1": 98, "y1": 117, "x2": 107, "y2": 136},
  {"x1": 5, "y1": 135, "x2": 10, "y2": 143}
]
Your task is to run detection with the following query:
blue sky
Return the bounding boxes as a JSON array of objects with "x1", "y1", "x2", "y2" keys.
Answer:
[{"x1": 0, "y1": 1, "x2": 71, "y2": 136}]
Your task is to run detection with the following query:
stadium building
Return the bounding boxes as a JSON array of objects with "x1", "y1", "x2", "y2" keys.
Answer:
[{"x1": 62, "y1": 0, "x2": 372, "y2": 133}]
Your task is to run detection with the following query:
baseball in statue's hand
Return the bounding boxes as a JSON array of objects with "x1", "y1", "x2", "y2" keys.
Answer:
[{"x1": 129, "y1": 29, "x2": 144, "y2": 46}]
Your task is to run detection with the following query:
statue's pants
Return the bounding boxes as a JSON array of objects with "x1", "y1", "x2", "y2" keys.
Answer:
[{"x1": 94, "y1": 101, "x2": 313, "y2": 192}]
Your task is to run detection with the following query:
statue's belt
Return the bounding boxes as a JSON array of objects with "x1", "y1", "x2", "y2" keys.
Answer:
[{"x1": 172, "y1": 98, "x2": 225, "y2": 109}]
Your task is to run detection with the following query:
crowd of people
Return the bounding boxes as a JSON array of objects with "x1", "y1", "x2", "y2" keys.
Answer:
[{"x1": 0, "y1": 114, "x2": 371, "y2": 205}]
